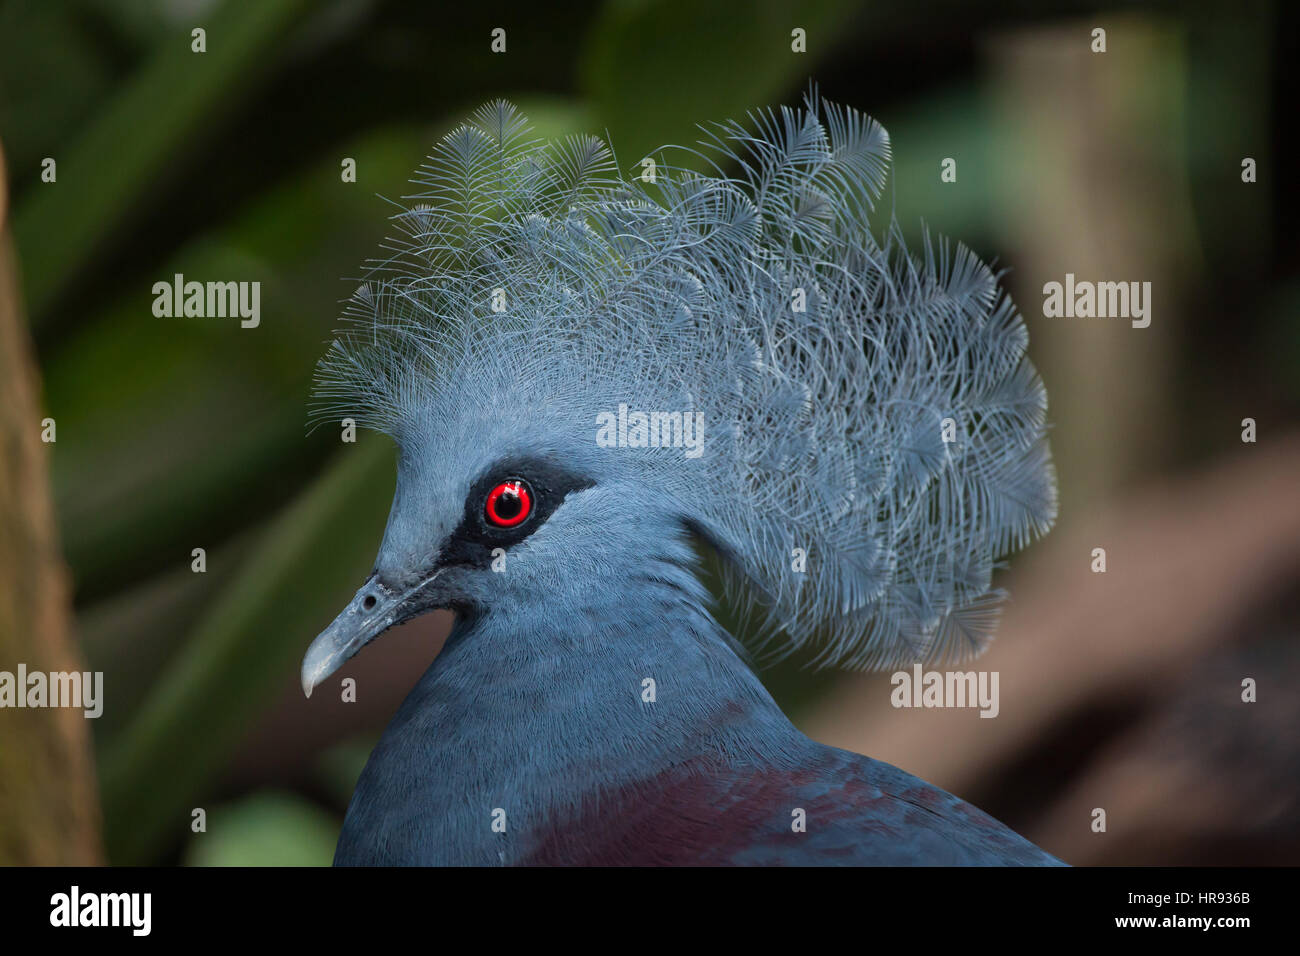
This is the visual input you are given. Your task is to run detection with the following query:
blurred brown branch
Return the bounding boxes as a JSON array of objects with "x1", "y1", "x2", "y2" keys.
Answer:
[
  {"x1": 801, "y1": 435, "x2": 1300, "y2": 864},
  {"x1": 0, "y1": 139, "x2": 102, "y2": 864}
]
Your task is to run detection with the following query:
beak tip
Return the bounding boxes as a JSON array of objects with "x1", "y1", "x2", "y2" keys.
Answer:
[
  {"x1": 300, "y1": 655, "x2": 327, "y2": 699},
  {"x1": 300, "y1": 649, "x2": 328, "y2": 699}
]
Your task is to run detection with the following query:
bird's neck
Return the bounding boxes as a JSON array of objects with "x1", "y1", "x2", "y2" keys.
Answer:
[
  {"x1": 419, "y1": 589, "x2": 793, "y2": 767},
  {"x1": 379, "y1": 548, "x2": 801, "y2": 793},
  {"x1": 339, "y1": 536, "x2": 807, "y2": 863}
]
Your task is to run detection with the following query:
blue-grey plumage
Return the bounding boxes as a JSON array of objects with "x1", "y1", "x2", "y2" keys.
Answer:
[{"x1": 302, "y1": 93, "x2": 1061, "y2": 866}]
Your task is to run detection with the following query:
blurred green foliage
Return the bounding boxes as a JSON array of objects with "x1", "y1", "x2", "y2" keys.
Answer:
[{"x1": 184, "y1": 791, "x2": 338, "y2": 867}]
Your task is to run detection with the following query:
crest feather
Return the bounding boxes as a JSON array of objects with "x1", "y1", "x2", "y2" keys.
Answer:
[{"x1": 312, "y1": 92, "x2": 1057, "y2": 670}]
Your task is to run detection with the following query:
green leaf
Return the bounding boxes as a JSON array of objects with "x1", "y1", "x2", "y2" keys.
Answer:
[
  {"x1": 580, "y1": 0, "x2": 862, "y2": 172},
  {"x1": 13, "y1": 0, "x2": 313, "y2": 325},
  {"x1": 184, "y1": 791, "x2": 338, "y2": 867},
  {"x1": 43, "y1": 124, "x2": 430, "y2": 600},
  {"x1": 881, "y1": 86, "x2": 994, "y2": 247},
  {"x1": 99, "y1": 438, "x2": 394, "y2": 864}
]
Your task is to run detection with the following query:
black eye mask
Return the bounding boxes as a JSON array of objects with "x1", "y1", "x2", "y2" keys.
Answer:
[{"x1": 434, "y1": 456, "x2": 595, "y2": 571}]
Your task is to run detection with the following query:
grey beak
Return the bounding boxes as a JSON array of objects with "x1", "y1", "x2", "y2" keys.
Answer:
[{"x1": 300, "y1": 571, "x2": 437, "y2": 698}]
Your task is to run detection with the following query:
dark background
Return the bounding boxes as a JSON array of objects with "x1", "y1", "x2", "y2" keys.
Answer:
[{"x1": 1, "y1": 0, "x2": 1296, "y2": 865}]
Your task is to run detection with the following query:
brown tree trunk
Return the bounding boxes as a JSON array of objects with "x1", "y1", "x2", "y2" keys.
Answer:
[{"x1": 0, "y1": 140, "x2": 103, "y2": 864}]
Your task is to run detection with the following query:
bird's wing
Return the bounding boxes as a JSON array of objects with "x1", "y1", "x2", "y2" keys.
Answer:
[{"x1": 520, "y1": 745, "x2": 1062, "y2": 866}]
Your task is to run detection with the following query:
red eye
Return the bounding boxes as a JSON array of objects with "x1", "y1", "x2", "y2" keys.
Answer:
[{"x1": 484, "y1": 480, "x2": 532, "y2": 528}]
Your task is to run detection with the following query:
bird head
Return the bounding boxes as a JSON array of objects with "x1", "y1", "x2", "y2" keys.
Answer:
[
  {"x1": 300, "y1": 94, "x2": 1057, "y2": 697},
  {"x1": 300, "y1": 388, "x2": 690, "y2": 695}
]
